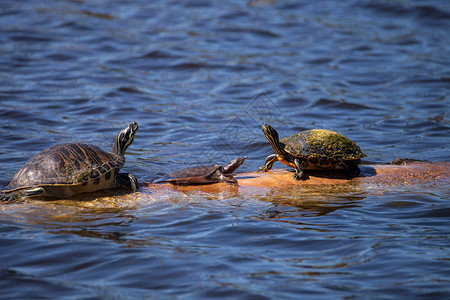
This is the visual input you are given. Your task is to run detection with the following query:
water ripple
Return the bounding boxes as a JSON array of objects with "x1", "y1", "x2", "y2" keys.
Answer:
[{"x1": 0, "y1": 0, "x2": 449, "y2": 298}]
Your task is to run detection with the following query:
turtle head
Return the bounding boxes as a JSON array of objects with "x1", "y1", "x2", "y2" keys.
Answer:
[
  {"x1": 222, "y1": 156, "x2": 247, "y2": 174},
  {"x1": 112, "y1": 122, "x2": 139, "y2": 155},
  {"x1": 262, "y1": 123, "x2": 284, "y2": 155}
]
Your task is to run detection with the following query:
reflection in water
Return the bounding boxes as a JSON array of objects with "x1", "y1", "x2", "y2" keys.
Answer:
[{"x1": 257, "y1": 183, "x2": 365, "y2": 217}]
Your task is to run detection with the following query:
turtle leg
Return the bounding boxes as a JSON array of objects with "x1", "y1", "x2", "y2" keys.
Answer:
[
  {"x1": 293, "y1": 158, "x2": 307, "y2": 180},
  {"x1": 1, "y1": 187, "x2": 45, "y2": 203},
  {"x1": 342, "y1": 161, "x2": 361, "y2": 178},
  {"x1": 128, "y1": 174, "x2": 139, "y2": 191},
  {"x1": 0, "y1": 193, "x2": 15, "y2": 203},
  {"x1": 116, "y1": 173, "x2": 139, "y2": 192},
  {"x1": 257, "y1": 154, "x2": 278, "y2": 173},
  {"x1": 219, "y1": 174, "x2": 238, "y2": 186}
]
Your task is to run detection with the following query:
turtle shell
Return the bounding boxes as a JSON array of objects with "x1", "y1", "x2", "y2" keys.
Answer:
[
  {"x1": 281, "y1": 129, "x2": 366, "y2": 162},
  {"x1": 7, "y1": 143, "x2": 123, "y2": 190},
  {"x1": 155, "y1": 165, "x2": 223, "y2": 185}
]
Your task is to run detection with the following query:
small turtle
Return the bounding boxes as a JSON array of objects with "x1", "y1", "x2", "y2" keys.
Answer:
[
  {"x1": 1, "y1": 122, "x2": 139, "y2": 203},
  {"x1": 154, "y1": 156, "x2": 247, "y2": 186},
  {"x1": 258, "y1": 124, "x2": 366, "y2": 180}
]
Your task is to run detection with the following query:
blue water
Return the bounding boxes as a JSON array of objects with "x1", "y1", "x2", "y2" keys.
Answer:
[{"x1": 0, "y1": 0, "x2": 449, "y2": 298}]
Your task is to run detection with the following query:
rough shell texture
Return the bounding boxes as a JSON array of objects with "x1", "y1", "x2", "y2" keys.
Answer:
[
  {"x1": 8, "y1": 143, "x2": 123, "y2": 189},
  {"x1": 281, "y1": 129, "x2": 366, "y2": 161}
]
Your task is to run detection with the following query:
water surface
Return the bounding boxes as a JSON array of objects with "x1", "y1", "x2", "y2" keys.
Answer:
[{"x1": 0, "y1": 0, "x2": 449, "y2": 298}]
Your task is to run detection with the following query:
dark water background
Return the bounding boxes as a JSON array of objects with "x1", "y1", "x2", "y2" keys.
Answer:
[{"x1": 1, "y1": 0, "x2": 449, "y2": 298}]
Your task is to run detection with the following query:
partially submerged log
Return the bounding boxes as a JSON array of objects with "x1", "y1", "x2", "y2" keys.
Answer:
[{"x1": 145, "y1": 162, "x2": 449, "y2": 194}]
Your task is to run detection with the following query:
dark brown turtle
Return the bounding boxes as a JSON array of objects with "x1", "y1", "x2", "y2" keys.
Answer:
[
  {"x1": 258, "y1": 124, "x2": 366, "y2": 180},
  {"x1": 1, "y1": 122, "x2": 139, "y2": 203},
  {"x1": 154, "y1": 156, "x2": 247, "y2": 186}
]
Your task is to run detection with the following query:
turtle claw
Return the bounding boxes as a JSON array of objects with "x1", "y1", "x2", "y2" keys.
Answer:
[
  {"x1": 261, "y1": 154, "x2": 278, "y2": 172},
  {"x1": 129, "y1": 174, "x2": 139, "y2": 192},
  {"x1": 257, "y1": 166, "x2": 268, "y2": 173},
  {"x1": 293, "y1": 158, "x2": 307, "y2": 180},
  {"x1": 116, "y1": 173, "x2": 139, "y2": 192},
  {"x1": 220, "y1": 174, "x2": 238, "y2": 186},
  {"x1": 293, "y1": 172, "x2": 307, "y2": 181}
]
